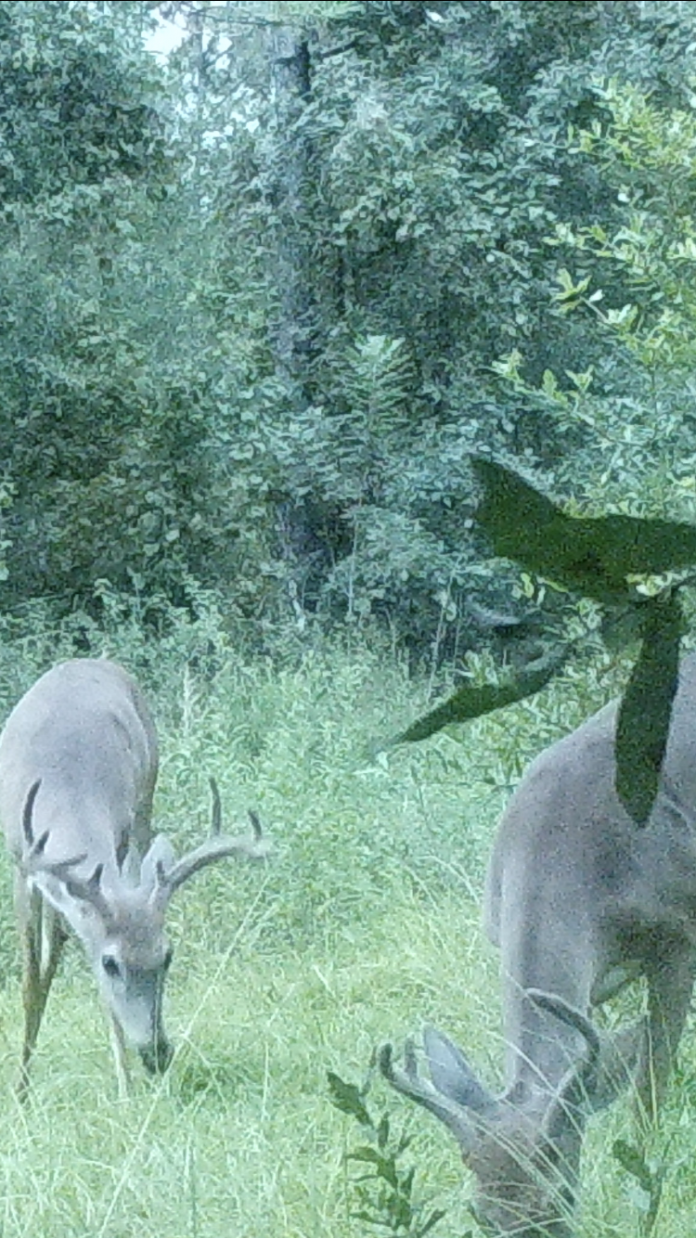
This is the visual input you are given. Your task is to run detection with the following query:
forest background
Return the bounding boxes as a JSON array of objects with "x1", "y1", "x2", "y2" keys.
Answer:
[{"x1": 4, "y1": 0, "x2": 696, "y2": 666}]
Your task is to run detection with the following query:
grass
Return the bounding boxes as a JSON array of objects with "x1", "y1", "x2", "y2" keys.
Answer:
[{"x1": 0, "y1": 635, "x2": 693, "y2": 1236}]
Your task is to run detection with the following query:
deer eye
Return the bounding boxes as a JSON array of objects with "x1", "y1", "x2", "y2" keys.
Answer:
[
  {"x1": 163, "y1": 947, "x2": 174, "y2": 971},
  {"x1": 102, "y1": 954, "x2": 121, "y2": 979}
]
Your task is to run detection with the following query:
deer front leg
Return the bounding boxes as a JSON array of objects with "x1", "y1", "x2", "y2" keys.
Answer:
[
  {"x1": 639, "y1": 943, "x2": 696, "y2": 1126},
  {"x1": 17, "y1": 888, "x2": 66, "y2": 1099}
]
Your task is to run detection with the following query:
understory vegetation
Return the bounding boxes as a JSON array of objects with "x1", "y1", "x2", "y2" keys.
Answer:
[
  {"x1": 3, "y1": 0, "x2": 696, "y2": 661},
  {"x1": 0, "y1": 629, "x2": 691, "y2": 1237}
]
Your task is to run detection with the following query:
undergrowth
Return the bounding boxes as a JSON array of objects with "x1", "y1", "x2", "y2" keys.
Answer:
[{"x1": 0, "y1": 621, "x2": 691, "y2": 1236}]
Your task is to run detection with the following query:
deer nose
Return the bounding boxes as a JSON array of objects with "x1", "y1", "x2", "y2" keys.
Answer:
[{"x1": 139, "y1": 1038, "x2": 174, "y2": 1074}]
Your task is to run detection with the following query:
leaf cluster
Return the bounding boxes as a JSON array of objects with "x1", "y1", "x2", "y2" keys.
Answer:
[
  {"x1": 327, "y1": 1069, "x2": 447, "y2": 1237},
  {"x1": 395, "y1": 458, "x2": 696, "y2": 825}
]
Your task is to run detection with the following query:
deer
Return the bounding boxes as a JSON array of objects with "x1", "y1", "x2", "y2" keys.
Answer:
[
  {"x1": 0, "y1": 657, "x2": 271, "y2": 1098},
  {"x1": 379, "y1": 652, "x2": 696, "y2": 1237}
]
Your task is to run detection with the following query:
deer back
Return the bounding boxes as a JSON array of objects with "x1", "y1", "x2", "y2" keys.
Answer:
[{"x1": 0, "y1": 658, "x2": 159, "y2": 870}]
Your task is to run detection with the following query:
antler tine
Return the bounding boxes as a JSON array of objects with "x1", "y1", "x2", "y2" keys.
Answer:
[
  {"x1": 20, "y1": 779, "x2": 88, "y2": 880},
  {"x1": 209, "y1": 776, "x2": 222, "y2": 835},
  {"x1": 22, "y1": 779, "x2": 42, "y2": 848},
  {"x1": 159, "y1": 785, "x2": 272, "y2": 899},
  {"x1": 208, "y1": 779, "x2": 261, "y2": 842},
  {"x1": 62, "y1": 862, "x2": 114, "y2": 921},
  {"x1": 163, "y1": 832, "x2": 272, "y2": 896},
  {"x1": 527, "y1": 989, "x2": 600, "y2": 1068},
  {"x1": 378, "y1": 1041, "x2": 479, "y2": 1151},
  {"x1": 527, "y1": 989, "x2": 602, "y2": 1137}
]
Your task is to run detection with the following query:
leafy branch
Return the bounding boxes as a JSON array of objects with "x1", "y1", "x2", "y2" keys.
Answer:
[
  {"x1": 390, "y1": 457, "x2": 696, "y2": 827},
  {"x1": 327, "y1": 1066, "x2": 449, "y2": 1238}
]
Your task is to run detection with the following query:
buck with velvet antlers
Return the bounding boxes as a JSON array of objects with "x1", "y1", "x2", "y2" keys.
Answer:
[
  {"x1": 0, "y1": 658, "x2": 271, "y2": 1097},
  {"x1": 380, "y1": 653, "x2": 696, "y2": 1237}
]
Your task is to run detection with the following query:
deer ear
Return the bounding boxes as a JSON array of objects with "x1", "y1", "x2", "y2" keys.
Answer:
[
  {"x1": 29, "y1": 873, "x2": 93, "y2": 933},
  {"x1": 140, "y1": 834, "x2": 176, "y2": 892},
  {"x1": 119, "y1": 843, "x2": 141, "y2": 886},
  {"x1": 424, "y1": 1026, "x2": 499, "y2": 1118}
]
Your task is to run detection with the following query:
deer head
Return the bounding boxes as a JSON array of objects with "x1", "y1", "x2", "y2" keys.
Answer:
[
  {"x1": 22, "y1": 776, "x2": 271, "y2": 1075},
  {"x1": 379, "y1": 992, "x2": 606, "y2": 1238}
]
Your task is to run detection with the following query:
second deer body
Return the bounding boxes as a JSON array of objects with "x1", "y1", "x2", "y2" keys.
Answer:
[
  {"x1": 381, "y1": 654, "x2": 696, "y2": 1236},
  {"x1": 0, "y1": 658, "x2": 270, "y2": 1095}
]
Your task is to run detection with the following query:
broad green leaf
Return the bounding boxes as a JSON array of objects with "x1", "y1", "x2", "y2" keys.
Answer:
[
  {"x1": 326, "y1": 1071, "x2": 372, "y2": 1127},
  {"x1": 472, "y1": 458, "x2": 696, "y2": 602},
  {"x1": 392, "y1": 646, "x2": 568, "y2": 744},
  {"x1": 588, "y1": 511, "x2": 696, "y2": 577},
  {"x1": 615, "y1": 592, "x2": 682, "y2": 826},
  {"x1": 347, "y1": 1146, "x2": 399, "y2": 1189}
]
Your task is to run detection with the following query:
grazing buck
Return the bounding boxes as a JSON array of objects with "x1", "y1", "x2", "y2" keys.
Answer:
[
  {"x1": 380, "y1": 653, "x2": 696, "y2": 1237},
  {"x1": 0, "y1": 658, "x2": 271, "y2": 1096}
]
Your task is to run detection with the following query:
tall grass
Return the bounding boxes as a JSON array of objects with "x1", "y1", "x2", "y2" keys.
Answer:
[{"x1": 0, "y1": 634, "x2": 692, "y2": 1236}]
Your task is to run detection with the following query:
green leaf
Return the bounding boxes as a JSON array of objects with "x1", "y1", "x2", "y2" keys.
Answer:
[
  {"x1": 615, "y1": 592, "x2": 682, "y2": 826},
  {"x1": 348, "y1": 1146, "x2": 400, "y2": 1189},
  {"x1": 612, "y1": 1139, "x2": 654, "y2": 1193},
  {"x1": 326, "y1": 1071, "x2": 373, "y2": 1127},
  {"x1": 472, "y1": 458, "x2": 696, "y2": 602},
  {"x1": 392, "y1": 646, "x2": 568, "y2": 745},
  {"x1": 401, "y1": 1166, "x2": 415, "y2": 1199},
  {"x1": 586, "y1": 511, "x2": 696, "y2": 577}
]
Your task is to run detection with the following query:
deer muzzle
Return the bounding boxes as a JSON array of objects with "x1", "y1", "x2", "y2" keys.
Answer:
[{"x1": 138, "y1": 1035, "x2": 174, "y2": 1074}]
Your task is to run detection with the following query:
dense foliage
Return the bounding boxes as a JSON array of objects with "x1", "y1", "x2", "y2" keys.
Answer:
[{"x1": 2, "y1": 0, "x2": 696, "y2": 661}]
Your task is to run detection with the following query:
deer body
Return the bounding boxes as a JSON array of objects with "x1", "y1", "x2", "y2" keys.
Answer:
[
  {"x1": 380, "y1": 654, "x2": 696, "y2": 1236},
  {"x1": 487, "y1": 656, "x2": 696, "y2": 1114},
  {"x1": 0, "y1": 658, "x2": 158, "y2": 878},
  {"x1": 0, "y1": 658, "x2": 270, "y2": 1096}
]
